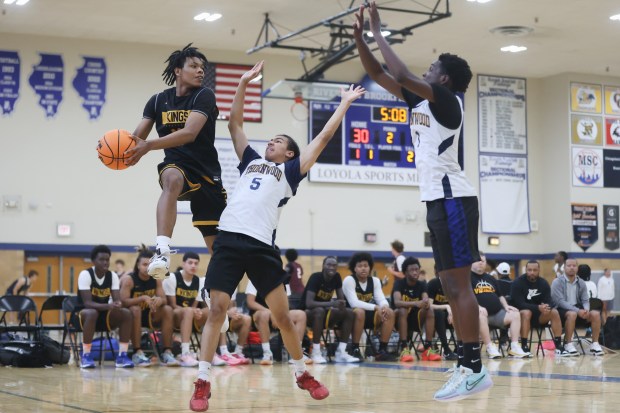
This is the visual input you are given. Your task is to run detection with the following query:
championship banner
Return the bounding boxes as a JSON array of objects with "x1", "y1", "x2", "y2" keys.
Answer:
[
  {"x1": 0, "y1": 50, "x2": 20, "y2": 115},
  {"x1": 571, "y1": 82, "x2": 602, "y2": 114},
  {"x1": 479, "y1": 155, "x2": 530, "y2": 233},
  {"x1": 604, "y1": 205, "x2": 619, "y2": 251},
  {"x1": 571, "y1": 203, "x2": 598, "y2": 252},
  {"x1": 603, "y1": 149, "x2": 620, "y2": 188}
]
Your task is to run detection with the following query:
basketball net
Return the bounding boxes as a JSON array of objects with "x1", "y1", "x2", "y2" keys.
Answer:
[{"x1": 290, "y1": 91, "x2": 308, "y2": 121}]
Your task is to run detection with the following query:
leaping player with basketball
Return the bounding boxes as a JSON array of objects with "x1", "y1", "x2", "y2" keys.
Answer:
[
  {"x1": 354, "y1": 2, "x2": 492, "y2": 401},
  {"x1": 125, "y1": 44, "x2": 226, "y2": 279},
  {"x1": 188, "y1": 61, "x2": 365, "y2": 412}
]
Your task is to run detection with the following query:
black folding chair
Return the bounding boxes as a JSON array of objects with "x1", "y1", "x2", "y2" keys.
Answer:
[
  {"x1": 0, "y1": 295, "x2": 40, "y2": 340},
  {"x1": 38, "y1": 295, "x2": 69, "y2": 334}
]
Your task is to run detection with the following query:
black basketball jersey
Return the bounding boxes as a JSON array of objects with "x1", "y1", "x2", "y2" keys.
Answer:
[
  {"x1": 348, "y1": 274, "x2": 375, "y2": 307},
  {"x1": 173, "y1": 271, "x2": 200, "y2": 307},
  {"x1": 130, "y1": 272, "x2": 157, "y2": 310},
  {"x1": 143, "y1": 86, "x2": 221, "y2": 178},
  {"x1": 426, "y1": 277, "x2": 449, "y2": 305},
  {"x1": 5, "y1": 275, "x2": 29, "y2": 295},
  {"x1": 78, "y1": 268, "x2": 113, "y2": 305},
  {"x1": 391, "y1": 279, "x2": 426, "y2": 308},
  {"x1": 299, "y1": 272, "x2": 341, "y2": 310}
]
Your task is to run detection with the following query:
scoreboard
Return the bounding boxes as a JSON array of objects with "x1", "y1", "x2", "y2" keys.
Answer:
[{"x1": 308, "y1": 100, "x2": 419, "y2": 186}]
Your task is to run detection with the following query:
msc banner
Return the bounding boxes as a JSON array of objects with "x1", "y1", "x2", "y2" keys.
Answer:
[
  {"x1": 479, "y1": 155, "x2": 530, "y2": 233},
  {"x1": 604, "y1": 205, "x2": 619, "y2": 250},
  {"x1": 571, "y1": 203, "x2": 598, "y2": 252}
]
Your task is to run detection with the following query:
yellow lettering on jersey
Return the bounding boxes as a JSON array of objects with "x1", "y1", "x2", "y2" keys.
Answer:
[
  {"x1": 134, "y1": 289, "x2": 156, "y2": 310},
  {"x1": 246, "y1": 163, "x2": 283, "y2": 181},
  {"x1": 433, "y1": 293, "x2": 448, "y2": 304},
  {"x1": 410, "y1": 112, "x2": 430, "y2": 127},
  {"x1": 162, "y1": 110, "x2": 190, "y2": 125},
  {"x1": 401, "y1": 295, "x2": 420, "y2": 302},
  {"x1": 356, "y1": 292, "x2": 374, "y2": 302},
  {"x1": 176, "y1": 288, "x2": 198, "y2": 299},
  {"x1": 474, "y1": 285, "x2": 496, "y2": 294},
  {"x1": 92, "y1": 287, "x2": 111, "y2": 299},
  {"x1": 316, "y1": 290, "x2": 333, "y2": 301}
]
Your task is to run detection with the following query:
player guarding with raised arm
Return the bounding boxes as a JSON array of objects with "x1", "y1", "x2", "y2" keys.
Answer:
[
  {"x1": 354, "y1": 2, "x2": 491, "y2": 402},
  {"x1": 189, "y1": 61, "x2": 365, "y2": 412}
]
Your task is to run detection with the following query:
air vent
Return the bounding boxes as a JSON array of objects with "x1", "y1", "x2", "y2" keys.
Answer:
[{"x1": 490, "y1": 25, "x2": 533, "y2": 37}]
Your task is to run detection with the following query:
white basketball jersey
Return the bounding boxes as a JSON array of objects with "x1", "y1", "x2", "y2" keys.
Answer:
[
  {"x1": 218, "y1": 146, "x2": 304, "y2": 245},
  {"x1": 406, "y1": 88, "x2": 476, "y2": 201}
]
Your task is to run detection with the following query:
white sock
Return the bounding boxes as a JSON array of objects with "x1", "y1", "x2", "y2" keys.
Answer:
[
  {"x1": 261, "y1": 343, "x2": 271, "y2": 354},
  {"x1": 156, "y1": 236, "x2": 171, "y2": 253},
  {"x1": 337, "y1": 342, "x2": 347, "y2": 353},
  {"x1": 198, "y1": 361, "x2": 211, "y2": 381},
  {"x1": 181, "y1": 342, "x2": 190, "y2": 355},
  {"x1": 234, "y1": 345, "x2": 244, "y2": 355},
  {"x1": 293, "y1": 359, "x2": 306, "y2": 377},
  {"x1": 220, "y1": 345, "x2": 230, "y2": 356},
  {"x1": 313, "y1": 343, "x2": 321, "y2": 355}
]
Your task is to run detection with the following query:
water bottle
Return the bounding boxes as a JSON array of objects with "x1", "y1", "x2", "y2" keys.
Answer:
[{"x1": 281, "y1": 345, "x2": 289, "y2": 363}]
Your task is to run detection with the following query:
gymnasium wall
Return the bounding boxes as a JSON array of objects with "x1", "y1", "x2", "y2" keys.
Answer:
[{"x1": 1, "y1": 33, "x2": 620, "y2": 287}]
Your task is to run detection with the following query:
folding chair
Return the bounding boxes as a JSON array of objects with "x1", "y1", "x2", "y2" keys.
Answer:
[
  {"x1": 528, "y1": 323, "x2": 554, "y2": 357},
  {"x1": 62, "y1": 296, "x2": 116, "y2": 365},
  {"x1": 0, "y1": 295, "x2": 40, "y2": 340},
  {"x1": 490, "y1": 327, "x2": 508, "y2": 357},
  {"x1": 38, "y1": 295, "x2": 69, "y2": 334}
]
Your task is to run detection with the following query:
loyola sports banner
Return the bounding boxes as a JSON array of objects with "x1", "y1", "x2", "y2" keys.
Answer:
[
  {"x1": 571, "y1": 203, "x2": 598, "y2": 252},
  {"x1": 604, "y1": 205, "x2": 619, "y2": 250},
  {"x1": 479, "y1": 155, "x2": 530, "y2": 233}
]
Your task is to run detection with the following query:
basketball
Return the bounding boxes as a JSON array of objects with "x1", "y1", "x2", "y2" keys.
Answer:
[{"x1": 96, "y1": 129, "x2": 135, "y2": 170}]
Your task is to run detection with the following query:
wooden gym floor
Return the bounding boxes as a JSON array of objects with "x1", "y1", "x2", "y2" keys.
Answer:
[{"x1": 0, "y1": 353, "x2": 618, "y2": 413}]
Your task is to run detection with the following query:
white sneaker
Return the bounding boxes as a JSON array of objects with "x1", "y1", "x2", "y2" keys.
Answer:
[
  {"x1": 434, "y1": 365, "x2": 493, "y2": 402},
  {"x1": 147, "y1": 248, "x2": 174, "y2": 279},
  {"x1": 289, "y1": 354, "x2": 313, "y2": 364},
  {"x1": 311, "y1": 353, "x2": 327, "y2": 364},
  {"x1": 590, "y1": 342, "x2": 604, "y2": 356},
  {"x1": 260, "y1": 351, "x2": 273, "y2": 365},
  {"x1": 212, "y1": 354, "x2": 227, "y2": 366},
  {"x1": 508, "y1": 343, "x2": 530, "y2": 358},
  {"x1": 335, "y1": 350, "x2": 360, "y2": 363},
  {"x1": 486, "y1": 343, "x2": 502, "y2": 359},
  {"x1": 565, "y1": 342, "x2": 580, "y2": 356}
]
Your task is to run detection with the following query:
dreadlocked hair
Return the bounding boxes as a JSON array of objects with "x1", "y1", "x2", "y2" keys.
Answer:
[
  {"x1": 162, "y1": 43, "x2": 208, "y2": 86},
  {"x1": 132, "y1": 244, "x2": 154, "y2": 275}
]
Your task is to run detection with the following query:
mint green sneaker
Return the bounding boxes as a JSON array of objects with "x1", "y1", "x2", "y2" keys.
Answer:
[
  {"x1": 434, "y1": 366, "x2": 493, "y2": 402},
  {"x1": 161, "y1": 351, "x2": 180, "y2": 366}
]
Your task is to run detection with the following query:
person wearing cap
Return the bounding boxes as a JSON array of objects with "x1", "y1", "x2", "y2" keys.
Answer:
[{"x1": 495, "y1": 262, "x2": 513, "y2": 303}]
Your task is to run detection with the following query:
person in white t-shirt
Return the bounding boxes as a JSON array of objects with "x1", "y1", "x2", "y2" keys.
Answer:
[
  {"x1": 598, "y1": 268, "x2": 615, "y2": 323},
  {"x1": 386, "y1": 240, "x2": 406, "y2": 280}
]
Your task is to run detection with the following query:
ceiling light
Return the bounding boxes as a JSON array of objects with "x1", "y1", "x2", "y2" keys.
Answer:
[
  {"x1": 194, "y1": 12, "x2": 222, "y2": 22},
  {"x1": 611, "y1": 14, "x2": 620, "y2": 21},
  {"x1": 366, "y1": 30, "x2": 391, "y2": 38},
  {"x1": 16, "y1": 0, "x2": 30, "y2": 4},
  {"x1": 500, "y1": 45, "x2": 527, "y2": 53},
  {"x1": 467, "y1": 0, "x2": 493, "y2": 3}
]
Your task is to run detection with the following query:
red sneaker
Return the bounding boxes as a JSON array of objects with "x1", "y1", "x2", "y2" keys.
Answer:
[
  {"x1": 420, "y1": 348, "x2": 442, "y2": 361},
  {"x1": 189, "y1": 379, "x2": 211, "y2": 412},
  {"x1": 295, "y1": 371, "x2": 329, "y2": 400}
]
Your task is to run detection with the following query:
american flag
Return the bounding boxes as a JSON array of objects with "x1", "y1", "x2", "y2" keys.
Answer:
[{"x1": 203, "y1": 62, "x2": 262, "y2": 122}]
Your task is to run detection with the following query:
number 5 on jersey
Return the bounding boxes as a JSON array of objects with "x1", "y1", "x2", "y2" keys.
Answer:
[{"x1": 250, "y1": 177, "x2": 262, "y2": 190}]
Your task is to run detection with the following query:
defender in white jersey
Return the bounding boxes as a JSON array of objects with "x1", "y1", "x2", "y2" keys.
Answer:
[
  {"x1": 189, "y1": 61, "x2": 365, "y2": 412},
  {"x1": 354, "y1": 2, "x2": 491, "y2": 402}
]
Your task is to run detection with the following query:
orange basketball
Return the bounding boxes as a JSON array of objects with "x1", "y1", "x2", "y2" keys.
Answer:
[{"x1": 96, "y1": 129, "x2": 136, "y2": 170}]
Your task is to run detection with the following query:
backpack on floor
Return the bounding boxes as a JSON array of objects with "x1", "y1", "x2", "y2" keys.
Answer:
[
  {"x1": 0, "y1": 338, "x2": 52, "y2": 367},
  {"x1": 603, "y1": 316, "x2": 620, "y2": 349},
  {"x1": 40, "y1": 334, "x2": 70, "y2": 364}
]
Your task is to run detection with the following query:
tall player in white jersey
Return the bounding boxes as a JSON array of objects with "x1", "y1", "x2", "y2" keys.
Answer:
[
  {"x1": 354, "y1": 2, "x2": 491, "y2": 402},
  {"x1": 188, "y1": 61, "x2": 365, "y2": 412}
]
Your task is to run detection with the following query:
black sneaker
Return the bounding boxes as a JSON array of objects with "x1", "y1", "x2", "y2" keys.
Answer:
[
  {"x1": 443, "y1": 351, "x2": 458, "y2": 361},
  {"x1": 351, "y1": 347, "x2": 364, "y2": 361},
  {"x1": 374, "y1": 349, "x2": 397, "y2": 362}
]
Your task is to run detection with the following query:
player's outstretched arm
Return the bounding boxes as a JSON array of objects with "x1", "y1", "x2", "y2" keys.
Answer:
[
  {"x1": 228, "y1": 61, "x2": 264, "y2": 160},
  {"x1": 299, "y1": 85, "x2": 365, "y2": 175},
  {"x1": 367, "y1": 1, "x2": 433, "y2": 102},
  {"x1": 353, "y1": 5, "x2": 403, "y2": 100}
]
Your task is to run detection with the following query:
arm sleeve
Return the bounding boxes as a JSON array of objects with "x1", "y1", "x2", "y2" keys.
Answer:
[
  {"x1": 142, "y1": 93, "x2": 158, "y2": 120},
  {"x1": 111, "y1": 272, "x2": 120, "y2": 290},
  {"x1": 428, "y1": 84, "x2": 462, "y2": 129},
  {"x1": 163, "y1": 276, "x2": 176, "y2": 296},
  {"x1": 77, "y1": 270, "x2": 92, "y2": 290},
  {"x1": 372, "y1": 277, "x2": 389, "y2": 308},
  {"x1": 342, "y1": 276, "x2": 375, "y2": 311},
  {"x1": 238, "y1": 145, "x2": 262, "y2": 174}
]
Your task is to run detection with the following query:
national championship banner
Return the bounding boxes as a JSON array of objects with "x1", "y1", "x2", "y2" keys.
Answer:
[
  {"x1": 571, "y1": 203, "x2": 598, "y2": 252},
  {"x1": 604, "y1": 205, "x2": 619, "y2": 251},
  {"x1": 203, "y1": 62, "x2": 262, "y2": 122},
  {"x1": 0, "y1": 50, "x2": 20, "y2": 115},
  {"x1": 479, "y1": 155, "x2": 530, "y2": 233}
]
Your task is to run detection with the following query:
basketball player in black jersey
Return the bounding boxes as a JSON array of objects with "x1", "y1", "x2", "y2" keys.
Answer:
[{"x1": 125, "y1": 44, "x2": 226, "y2": 280}]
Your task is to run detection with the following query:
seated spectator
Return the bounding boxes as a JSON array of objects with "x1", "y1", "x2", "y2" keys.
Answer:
[
  {"x1": 511, "y1": 260, "x2": 568, "y2": 356},
  {"x1": 300, "y1": 256, "x2": 359, "y2": 364},
  {"x1": 5, "y1": 270, "x2": 38, "y2": 296},
  {"x1": 472, "y1": 253, "x2": 530, "y2": 358},
  {"x1": 120, "y1": 247, "x2": 177, "y2": 366},
  {"x1": 495, "y1": 262, "x2": 513, "y2": 302},
  {"x1": 426, "y1": 269, "x2": 458, "y2": 360},
  {"x1": 284, "y1": 248, "x2": 305, "y2": 307},
  {"x1": 552, "y1": 259, "x2": 604, "y2": 356},
  {"x1": 343, "y1": 252, "x2": 396, "y2": 361},
  {"x1": 246, "y1": 280, "x2": 310, "y2": 365},
  {"x1": 392, "y1": 257, "x2": 441, "y2": 362},
  {"x1": 163, "y1": 251, "x2": 208, "y2": 367},
  {"x1": 77, "y1": 245, "x2": 134, "y2": 369}
]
